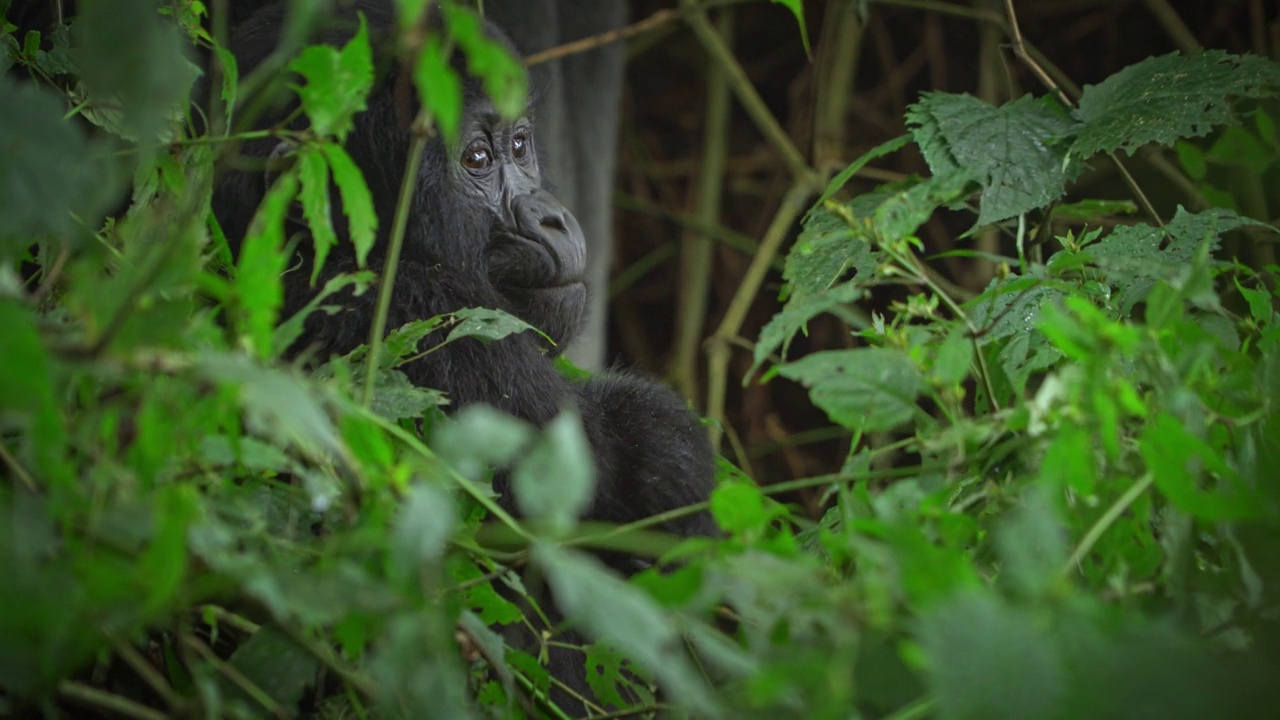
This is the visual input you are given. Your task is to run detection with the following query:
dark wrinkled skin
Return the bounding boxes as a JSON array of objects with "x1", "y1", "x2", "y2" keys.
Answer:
[{"x1": 213, "y1": 1, "x2": 717, "y2": 714}]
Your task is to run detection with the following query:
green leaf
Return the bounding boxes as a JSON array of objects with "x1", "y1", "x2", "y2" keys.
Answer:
[
  {"x1": 414, "y1": 35, "x2": 464, "y2": 146},
  {"x1": 784, "y1": 196, "x2": 883, "y2": 301},
  {"x1": 139, "y1": 485, "x2": 199, "y2": 615},
  {"x1": 918, "y1": 591, "x2": 1067, "y2": 720},
  {"x1": 0, "y1": 300, "x2": 68, "y2": 486},
  {"x1": 1073, "y1": 51, "x2": 1280, "y2": 157},
  {"x1": 710, "y1": 483, "x2": 782, "y2": 536},
  {"x1": 1140, "y1": 412, "x2": 1258, "y2": 521},
  {"x1": 0, "y1": 77, "x2": 120, "y2": 256},
  {"x1": 390, "y1": 482, "x2": 456, "y2": 578},
  {"x1": 1088, "y1": 206, "x2": 1270, "y2": 313},
  {"x1": 812, "y1": 133, "x2": 911, "y2": 210},
  {"x1": 533, "y1": 545, "x2": 721, "y2": 717},
  {"x1": 369, "y1": 369, "x2": 449, "y2": 420},
  {"x1": 446, "y1": 307, "x2": 541, "y2": 344},
  {"x1": 274, "y1": 270, "x2": 373, "y2": 352},
  {"x1": 932, "y1": 324, "x2": 973, "y2": 386},
  {"x1": 297, "y1": 147, "x2": 337, "y2": 283},
  {"x1": 75, "y1": 0, "x2": 198, "y2": 141},
  {"x1": 432, "y1": 405, "x2": 534, "y2": 481},
  {"x1": 321, "y1": 143, "x2": 378, "y2": 266},
  {"x1": 908, "y1": 92, "x2": 1075, "y2": 225},
  {"x1": 777, "y1": 348, "x2": 922, "y2": 433},
  {"x1": 288, "y1": 15, "x2": 373, "y2": 139},
  {"x1": 996, "y1": 490, "x2": 1067, "y2": 598},
  {"x1": 235, "y1": 172, "x2": 297, "y2": 358},
  {"x1": 443, "y1": 6, "x2": 527, "y2": 119},
  {"x1": 228, "y1": 625, "x2": 321, "y2": 713},
  {"x1": 512, "y1": 407, "x2": 595, "y2": 535},
  {"x1": 770, "y1": 0, "x2": 812, "y2": 57},
  {"x1": 753, "y1": 283, "x2": 863, "y2": 374}
]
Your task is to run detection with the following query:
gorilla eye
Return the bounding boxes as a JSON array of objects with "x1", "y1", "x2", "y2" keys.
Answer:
[
  {"x1": 462, "y1": 142, "x2": 492, "y2": 171},
  {"x1": 511, "y1": 130, "x2": 530, "y2": 159}
]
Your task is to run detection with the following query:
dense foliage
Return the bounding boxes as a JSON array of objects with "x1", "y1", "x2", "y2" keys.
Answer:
[{"x1": 2, "y1": 1, "x2": 1279, "y2": 719}]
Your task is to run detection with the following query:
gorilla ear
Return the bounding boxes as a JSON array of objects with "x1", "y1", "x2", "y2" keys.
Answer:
[{"x1": 263, "y1": 140, "x2": 307, "y2": 226}]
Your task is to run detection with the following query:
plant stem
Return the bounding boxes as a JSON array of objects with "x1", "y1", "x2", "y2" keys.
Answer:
[{"x1": 1063, "y1": 473, "x2": 1155, "y2": 577}]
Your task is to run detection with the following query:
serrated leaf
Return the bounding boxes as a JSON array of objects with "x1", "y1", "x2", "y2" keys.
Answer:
[
  {"x1": 76, "y1": 0, "x2": 197, "y2": 141},
  {"x1": 872, "y1": 169, "x2": 976, "y2": 240},
  {"x1": 532, "y1": 545, "x2": 721, "y2": 717},
  {"x1": 414, "y1": 35, "x2": 463, "y2": 146},
  {"x1": 228, "y1": 626, "x2": 321, "y2": 712},
  {"x1": 369, "y1": 369, "x2": 448, "y2": 420},
  {"x1": 297, "y1": 147, "x2": 337, "y2": 283},
  {"x1": 784, "y1": 202, "x2": 881, "y2": 301},
  {"x1": 391, "y1": 483, "x2": 455, "y2": 577},
  {"x1": 1088, "y1": 206, "x2": 1272, "y2": 312},
  {"x1": 908, "y1": 93, "x2": 1075, "y2": 225},
  {"x1": 288, "y1": 16, "x2": 373, "y2": 139},
  {"x1": 1141, "y1": 412, "x2": 1258, "y2": 521},
  {"x1": 321, "y1": 143, "x2": 378, "y2": 266},
  {"x1": 1073, "y1": 51, "x2": 1280, "y2": 157},
  {"x1": 432, "y1": 405, "x2": 534, "y2": 481},
  {"x1": 235, "y1": 173, "x2": 297, "y2": 357},
  {"x1": 919, "y1": 592, "x2": 1066, "y2": 720},
  {"x1": 443, "y1": 6, "x2": 526, "y2": 119},
  {"x1": 753, "y1": 283, "x2": 863, "y2": 374},
  {"x1": 777, "y1": 348, "x2": 922, "y2": 433},
  {"x1": 274, "y1": 270, "x2": 373, "y2": 352},
  {"x1": 513, "y1": 407, "x2": 594, "y2": 535},
  {"x1": 710, "y1": 483, "x2": 782, "y2": 535},
  {"x1": 446, "y1": 307, "x2": 540, "y2": 344},
  {"x1": 0, "y1": 77, "x2": 121, "y2": 256},
  {"x1": 382, "y1": 316, "x2": 450, "y2": 367}
]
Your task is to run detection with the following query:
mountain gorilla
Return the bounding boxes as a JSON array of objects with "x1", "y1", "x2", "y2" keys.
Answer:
[{"x1": 213, "y1": 0, "x2": 717, "y2": 712}]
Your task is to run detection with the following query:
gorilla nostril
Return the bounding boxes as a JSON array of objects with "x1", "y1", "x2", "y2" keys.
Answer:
[{"x1": 540, "y1": 215, "x2": 567, "y2": 233}]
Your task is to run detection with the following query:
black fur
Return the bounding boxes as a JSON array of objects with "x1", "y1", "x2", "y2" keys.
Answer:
[{"x1": 212, "y1": 1, "x2": 716, "y2": 713}]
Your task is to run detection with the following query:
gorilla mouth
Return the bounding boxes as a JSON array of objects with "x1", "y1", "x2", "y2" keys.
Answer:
[{"x1": 488, "y1": 233, "x2": 586, "y2": 290}]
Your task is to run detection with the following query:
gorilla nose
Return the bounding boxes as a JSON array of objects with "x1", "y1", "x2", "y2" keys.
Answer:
[{"x1": 511, "y1": 190, "x2": 586, "y2": 283}]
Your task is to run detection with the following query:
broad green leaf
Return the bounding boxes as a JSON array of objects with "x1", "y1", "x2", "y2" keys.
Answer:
[
  {"x1": 432, "y1": 405, "x2": 534, "y2": 481},
  {"x1": 229, "y1": 625, "x2": 321, "y2": 712},
  {"x1": 995, "y1": 491, "x2": 1067, "y2": 598},
  {"x1": 1141, "y1": 412, "x2": 1258, "y2": 521},
  {"x1": 382, "y1": 316, "x2": 450, "y2": 366},
  {"x1": 446, "y1": 307, "x2": 541, "y2": 344},
  {"x1": 288, "y1": 15, "x2": 373, "y2": 139},
  {"x1": 0, "y1": 300, "x2": 68, "y2": 487},
  {"x1": 297, "y1": 147, "x2": 337, "y2": 283},
  {"x1": 919, "y1": 591, "x2": 1066, "y2": 720},
  {"x1": 784, "y1": 198, "x2": 882, "y2": 301},
  {"x1": 908, "y1": 92, "x2": 1075, "y2": 225},
  {"x1": 1073, "y1": 51, "x2": 1280, "y2": 157},
  {"x1": 533, "y1": 545, "x2": 721, "y2": 717},
  {"x1": 321, "y1": 143, "x2": 378, "y2": 266},
  {"x1": 139, "y1": 486, "x2": 198, "y2": 615},
  {"x1": 195, "y1": 353, "x2": 345, "y2": 467},
  {"x1": 512, "y1": 407, "x2": 595, "y2": 535},
  {"x1": 872, "y1": 169, "x2": 976, "y2": 241},
  {"x1": 1088, "y1": 207, "x2": 1271, "y2": 313},
  {"x1": 443, "y1": 6, "x2": 526, "y2": 119},
  {"x1": 235, "y1": 173, "x2": 297, "y2": 358},
  {"x1": 932, "y1": 324, "x2": 973, "y2": 386},
  {"x1": 752, "y1": 283, "x2": 863, "y2": 374},
  {"x1": 369, "y1": 369, "x2": 449, "y2": 420},
  {"x1": 391, "y1": 483, "x2": 456, "y2": 579},
  {"x1": 414, "y1": 35, "x2": 464, "y2": 146},
  {"x1": 777, "y1": 348, "x2": 922, "y2": 433},
  {"x1": 75, "y1": 0, "x2": 198, "y2": 140},
  {"x1": 710, "y1": 483, "x2": 782, "y2": 536},
  {"x1": 0, "y1": 77, "x2": 120, "y2": 256}
]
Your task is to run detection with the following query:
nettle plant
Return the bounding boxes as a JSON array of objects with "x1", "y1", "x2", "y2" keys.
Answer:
[
  {"x1": 747, "y1": 50, "x2": 1280, "y2": 718},
  {"x1": 1, "y1": 0, "x2": 1279, "y2": 717}
]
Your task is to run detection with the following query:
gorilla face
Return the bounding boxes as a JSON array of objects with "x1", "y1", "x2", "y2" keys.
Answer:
[{"x1": 443, "y1": 98, "x2": 588, "y2": 347}]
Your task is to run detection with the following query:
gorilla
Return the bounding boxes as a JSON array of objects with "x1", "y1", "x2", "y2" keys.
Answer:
[{"x1": 212, "y1": 0, "x2": 717, "y2": 712}]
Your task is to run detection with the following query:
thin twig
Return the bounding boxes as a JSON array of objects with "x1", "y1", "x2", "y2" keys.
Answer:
[
  {"x1": 526, "y1": 9, "x2": 681, "y2": 66},
  {"x1": 0, "y1": 442, "x2": 37, "y2": 491},
  {"x1": 1063, "y1": 473, "x2": 1155, "y2": 577},
  {"x1": 57, "y1": 681, "x2": 168, "y2": 720}
]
